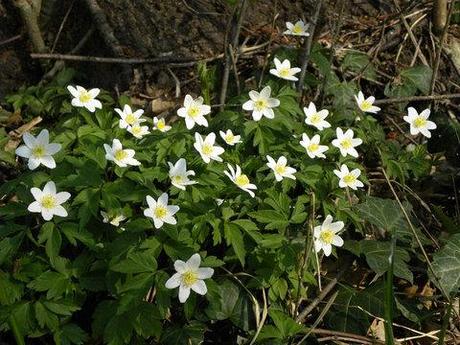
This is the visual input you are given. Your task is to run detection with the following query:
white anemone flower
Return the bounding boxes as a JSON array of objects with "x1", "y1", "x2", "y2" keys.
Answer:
[
  {"x1": 314, "y1": 215, "x2": 344, "y2": 256},
  {"x1": 67, "y1": 85, "x2": 102, "y2": 113},
  {"x1": 219, "y1": 129, "x2": 242, "y2": 146},
  {"x1": 266, "y1": 155, "x2": 296, "y2": 181},
  {"x1": 284, "y1": 20, "x2": 310, "y2": 36},
  {"x1": 127, "y1": 124, "x2": 150, "y2": 139},
  {"x1": 15, "y1": 129, "x2": 61, "y2": 170},
  {"x1": 101, "y1": 211, "x2": 127, "y2": 227},
  {"x1": 403, "y1": 107, "x2": 437, "y2": 138},
  {"x1": 331, "y1": 128, "x2": 363, "y2": 158},
  {"x1": 224, "y1": 164, "x2": 257, "y2": 197},
  {"x1": 165, "y1": 253, "x2": 214, "y2": 303},
  {"x1": 177, "y1": 95, "x2": 211, "y2": 130},
  {"x1": 168, "y1": 158, "x2": 197, "y2": 190},
  {"x1": 242, "y1": 86, "x2": 280, "y2": 121},
  {"x1": 193, "y1": 133, "x2": 225, "y2": 163},
  {"x1": 355, "y1": 91, "x2": 381, "y2": 113},
  {"x1": 153, "y1": 117, "x2": 171, "y2": 132},
  {"x1": 303, "y1": 102, "x2": 331, "y2": 131},
  {"x1": 143, "y1": 193, "x2": 179, "y2": 229},
  {"x1": 269, "y1": 58, "x2": 301, "y2": 81},
  {"x1": 299, "y1": 133, "x2": 329, "y2": 159},
  {"x1": 333, "y1": 164, "x2": 364, "y2": 190},
  {"x1": 115, "y1": 104, "x2": 145, "y2": 129},
  {"x1": 104, "y1": 139, "x2": 141, "y2": 167},
  {"x1": 27, "y1": 181, "x2": 70, "y2": 221}
]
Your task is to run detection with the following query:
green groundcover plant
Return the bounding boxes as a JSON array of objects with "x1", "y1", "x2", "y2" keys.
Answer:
[{"x1": 1, "y1": 20, "x2": 459, "y2": 345}]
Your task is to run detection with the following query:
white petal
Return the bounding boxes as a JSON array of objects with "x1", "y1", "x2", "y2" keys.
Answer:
[
  {"x1": 178, "y1": 285, "x2": 191, "y2": 303},
  {"x1": 28, "y1": 201, "x2": 42, "y2": 213},
  {"x1": 15, "y1": 145, "x2": 31, "y2": 158},
  {"x1": 40, "y1": 156, "x2": 56, "y2": 169},
  {"x1": 174, "y1": 260, "x2": 187, "y2": 274},
  {"x1": 332, "y1": 235, "x2": 344, "y2": 247},
  {"x1": 43, "y1": 181, "x2": 56, "y2": 195},
  {"x1": 186, "y1": 253, "x2": 201, "y2": 270},
  {"x1": 197, "y1": 267, "x2": 214, "y2": 279},
  {"x1": 55, "y1": 192, "x2": 71, "y2": 204},
  {"x1": 52, "y1": 205, "x2": 68, "y2": 217},
  {"x1": 191, "y1": 280, "x2": 207, "y2": 295},
  {"x1": 323, "y1": 243, "x2": 332, "y2": 256},
  {"x1": 23, "y1": 132, "x2": 36, "y2": 148},
  {"x1": 165, "y1": 272, "x2": 182, "y2": 289},
  {"x1": 46, "y1": 143, "x2": 61, "y2": 155}
]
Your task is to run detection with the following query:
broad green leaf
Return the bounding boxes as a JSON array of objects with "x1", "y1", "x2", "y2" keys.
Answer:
[
  {"x1": 223, "y1": 223, "x2": 246, "y2": 266},
  {"x1": 400, "y1": 65, "x2": 433, "y2": 95},
  {"x1": 110, "y1": 250, "x2": 157, "y2": 274},
  {"x1": 430, "y1": 234, "x2": 460, "y2": 295}
]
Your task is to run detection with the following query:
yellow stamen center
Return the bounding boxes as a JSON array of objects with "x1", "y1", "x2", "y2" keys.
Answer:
[
  {"x1": 41, "y1": 195, "x2": 56, "y2": 209},
  {"x1": 343, "y1": 174, "x2": 356, "y2": 184},
  {"x1": 225, "y1": 133, "x2": 234, "y2": 143},
  {"x1": 279, "y1": 68, "x2": 291, "y2": 78},
  {"x1": 235, "y1": 174, "x2": 250, "y2": 187},
  {"x1": 308, "y1": 143, "x2": 319, "y2": 152},
  {"x1": 360, "y1": 100, "x2": 372, "y2": 111},
  {"x1": 187, "y1": 106, "x2": 200, "y2": 118},
  {"x1": 292, "y1": 24, "x2": 303, "y2": 34},
  {"x1": 310, "y1": 113, "x2": 321, "y2": 124},
  {"x1": 254, "y1": 99, "x2": 267, "y2": 111},
  {"x1": 125, "y1": 114, "x2": 136, "y2": 125},
  {"x1": 32, "y1": 145, "x2": 46, "y2": 158},
  {"x1": 275, "y1": 165, "x2": 286, "y2": 175},
  {"x1": 157, "y1": 119, "x2": 165, "y2": 130},
  {"x1": 114, "y1": 149, "x2": 128, "y2": 161},
  {"x1": 154, "y1": 206, "x2": 167, "y2": 219},
  {"x1": 319, "y1": 229, "x2": 334, "y2": 244},
  {"x1": 341, "y1": 139, "x2": 352, "y2": 149},
  {"x1": 172, "y1": 175, "x2": 183, "y2": 184},
  {"x1": 202, "y1": 144, "x2": 213, "y2": 155},
  {"x1": 182, "y1": 271, "x2": 198, "y2": 287},
  {"x1": 413, "y1": 117, "x2": 427, "y2": 128},
  {"x1": 79, "y1": 91, "x2": 91, "y2": 103},
  {"x1": 131, "y1": 126, "x2": 142, "y2": 135}
]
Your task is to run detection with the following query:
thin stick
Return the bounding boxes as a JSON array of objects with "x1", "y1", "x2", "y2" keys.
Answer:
[
  {"x1": 167, "y1": 67, "x2": 181, "y2": 98},
  {"x1": 228, "y1": 44, "x2": 241, "y2": 95},
  {"x1": 297, "y1": 0, "x2": 323, "y2": 93},
  {"x1": 296, "y1": 263, "x2": 348, "y2": 323},
  {"x1": 307, "y1": 328, "x2": 385, "y2": 345},
  {"x1": 0, "y1": 34, "x2": 22, "y2": 47},
  {"x1": 50, "y1": 0, "x2": 75, "y2": 53},
  {"x1": 219, "y1": 0, "x2": 248, "y2": 111},
  {"x1": 430, "y1": 0, "x2": 456, "y2": 96},
  {"x1": 258, "y1": 7, "x2": 278, "y2": 89},
  {"x1": 374, "y1": 93, "x2": 460, "y2": 105}
]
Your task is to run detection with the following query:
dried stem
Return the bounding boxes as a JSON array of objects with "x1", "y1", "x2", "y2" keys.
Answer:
[{"x1": 13, "y1": 0, "x2": 46, "y2": 53}]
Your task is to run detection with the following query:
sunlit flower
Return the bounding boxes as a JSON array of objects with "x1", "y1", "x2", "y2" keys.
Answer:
[
  {"x1": 168, "y1": 158, "x2": 197, "y2": 190},
  {"x1": 127, "y1": 124, "x2": 150, "y2": 139},
  {"x1": 104, "y1": 139, "x2": 141, "y2": 167},
  {"x1": 101, "y1": 211, "x2": 126, "y2": 227},
  {"x1": 143, "y1": 193, "x2": 179, "y2": 229},
  {"x1": 303, "y1": 102, "x2": 331, "y2": 130},
  {"x1": 15, "y1": 129, "x2": 61, "y2": 170},
  {"x1": 333, "y1": 164, "x2": 364, "y2": 190},
  {"x1": 67, "y1": 85, "x2": 102, "y2": 112},
  {"x1": 219, "y1": 129, "x2": 242, "y2": 146},
  {"x1": 266, "y1": 155, "x2": 296, "y2": 181},
  {"x1": 403, "y1": 107, "x2": 436, "y2": 138},
  {"x1": 165, "y1": 253, "x2": 214, "y2": 303},
  {"x1": 27, "y1": 181, "x2": 70, "y2": 221},
  {"x1": 224, "y1": 163, "x2": 257, "y2": 197},
  {"x1": 153, "y1": 116, "x2": 171, "y2": 132},
  {"x1": 299, "y1": 133, "x2": 328, "y2": 159},
  {"x1": 193, "y1": 133, "x2": 225, "y2": 163},
  {"x1": 242, "y1": 86, "x2": 280, "y2": 121},
  {"x1": 269, "y1": 58, "x2": 301, "y2": 81},
  {"x1": 177, "y1": 95, "x2": 211, "y2": 130},
  {"x1": 284, "y1": 20, "x2": 310, "y2": 36},
  {"x1": 115, "y1": 104, "x2": 145, "y2": 129},
  {"x1": 331, "y1": 128, "x2": 363, "y2": 158},
  {"x1": 314, "y1": 215, "x2": 344, "y2": 256},
  {"x1": 355, "y1": 91, "x2": 381, "y2": 113}
]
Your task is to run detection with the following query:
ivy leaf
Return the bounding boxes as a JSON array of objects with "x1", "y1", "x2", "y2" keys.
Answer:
[
  {"x1": 430, "y1": 234, "x2": 460, "y2": 296},
  {"x1": 110, "y1": 250, "x2": 158, "y2": 274},
  {"x1": 400, "y1": 65, "x2": 433, "y2": 95}
]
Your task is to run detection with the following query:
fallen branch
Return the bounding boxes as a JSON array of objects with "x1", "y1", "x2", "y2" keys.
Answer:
[{"x1": 307, "y1": 328, "x2": 385, "y2": 345}]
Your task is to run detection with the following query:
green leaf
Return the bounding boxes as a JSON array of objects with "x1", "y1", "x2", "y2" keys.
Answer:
[
  {"x1": 400, "y1": 65, "x2": 433, "y2": 95},
  {"x1": 430, "y1": 234, "x2": 460, "y2": 296},
  {"x1": 0, "y1": 272, "x2": 23, "y2": 305},
  {"x1": 111, "y1": 250, "x2": 158, "y2": 274},
  {"x1": 46, "y1": 226, "x2": 62, "y2": 267},
  {"x1": 223, "y1": 223, "x2": 246, "y2": 266},
  {"x1": 34, "y1": 301, "x2": 59, "y2": 330}
]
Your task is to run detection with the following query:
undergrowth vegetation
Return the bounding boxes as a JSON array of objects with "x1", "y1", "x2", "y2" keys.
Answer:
[{"x1": 1, "y1": 24, "x2": 460, "y2": 345}]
